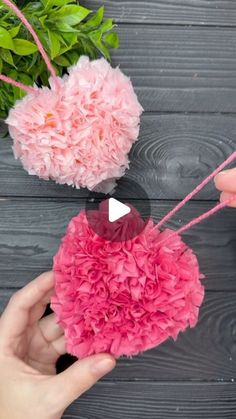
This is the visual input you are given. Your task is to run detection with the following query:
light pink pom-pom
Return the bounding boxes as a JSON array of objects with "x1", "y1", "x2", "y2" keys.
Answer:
[
  {"x1": 6, "y1": 56, "x2": 143, "y2": 191},
  {"x1": 51, "y1": 208, "x2": 205, "y2": 358}
]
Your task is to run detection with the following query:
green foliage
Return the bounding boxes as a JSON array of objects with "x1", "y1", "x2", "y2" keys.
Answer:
[{"x1": 0, "y1": 0, "x2": 119, "y2": 118}]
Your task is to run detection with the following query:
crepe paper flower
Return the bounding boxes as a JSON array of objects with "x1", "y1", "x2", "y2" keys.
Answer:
[
  {"x1": 6, "y1": 56, "x2": 143, "y2": 192},
  {"x1": 51, "y1": 204, "x2": 205, "y2": 358}
]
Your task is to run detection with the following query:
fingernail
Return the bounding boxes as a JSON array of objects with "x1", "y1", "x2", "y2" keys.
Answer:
[
  {"x1": 91, "y1": 357, "x2": 116, "y2": 376},
  {"x1": 220, "y1": 191, "x2": 232, "y2": 202}
]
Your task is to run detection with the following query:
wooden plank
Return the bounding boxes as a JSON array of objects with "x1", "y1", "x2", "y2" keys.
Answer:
[
  {"x1": 112, "y1": 25, "x2": 236, "y2": 113},
  {"x1": 85, "y1": 0, "x2": 236, "y2": 27},
  {"x1": 1, "y1": 26, "x2": 236, "y2": 111},
  {"x1": 1, "y1": 290, "x2": 236, "y2": 381},
  {"x1": 0, "y1": 199, "x2": 235, "y2": 290},
  {"x1": 64, "y1": 382, "x2": 236, "y2": 419},
  {"x1": 1, "y1": 114, "x2": 235, "y2": 199}
]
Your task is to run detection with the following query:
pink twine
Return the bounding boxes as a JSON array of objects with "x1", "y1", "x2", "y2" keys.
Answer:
[
  {"x1": 2, "y1": 0, "x2": 59, "y2": 88},
  {"x1": 158, "y1": 193, "x2": 236, "y2": 248},
  {"x1": 0, "y1": 74, "x2": 35, "y2": 93},
  {"x1": 153, "y1": 150, "x2": 236, "y2": 245},
  {"x1": 156, "y1": 151, "x2": 236, "y2": 230}
]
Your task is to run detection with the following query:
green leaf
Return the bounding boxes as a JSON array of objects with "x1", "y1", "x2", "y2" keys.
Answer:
[
  {"x1": 0, "y1": 21, "x2": 9, "y2": 29},
  {"x1": 9, "y1": 69, "x2": 18, "y2": 79},
  {"x1": 19, "y1": 72, "x2": 33, "y2": 86},
  {"x1": 57, "y1": 31, "x2": 77, "y2": 54},
  {"x1": 37, "y1": 30, "x2": 50, "y2": 51},
  {"x1": 39, "y1": 15, "x2": 47, "y2": 29},
  {"x1": 83, "y1": 7, "x2": 104, "y2": 28},
  {"x1": 0, "y1": 48, "x2": 15, "y2": 66},
  {"x1": 0, "y1": 57, "x2": 3, "y2": 73},
  {"x1": 55, "y1": 64, "x2": 63, "y2": 77},
  {"x1": 55, "y1": 21, "x2": 80, "y2": 33},
  {"x1": 54, "y1": 5, "x2": 91, "y2": 26},
  {"x1": 8, "y1": 25, "x2": 21, "y2": 39},
  {"x1": 76, "y1": 37, "x2": 97, "y2": 59},
  {"x1": 89, "y1": 30, "x2": 101, "y2": 43},
  {"x1": 66, "y1": 49, "x2": 79, "y2": 64},
  {"x1": 40, "y1": 69, "x2": 50, "y2": 85},
  {"x1": 0, "y1": 27, "x2": 14, "y2": 49},
  {"x1": 63, "y1": 50, "x2": 79, "y2": 64},
  {"x1": 48, "y1": 30, "x2": 61, "y2": 58},
  {"x1": 12, "y1": 85, "x2": 22, "y2": 101},
  {"x1": 90, "y1": 33, "x2": 110, "y2": 60},
  {"x1": 32, "y1": 58, "x2": 46, "y2": 80},
  {"x1": 103, "y1": 32, "x2": 119, "y2": 49},
  {"x1": 28, "y1": 52, "x2": 38, "y2": 71},
  {"x1": 13, "y1": 39, "x2": 38, "y2": 56},
  {"x1": 22, "y1": 2, "x2": 42, "y2": 14},
  {"x1": 100, "y1": 18, "x2": 114, "y2": 34},
  {"x1": 42, "y1": 0, "x2": 70, "y2": 7},
  {"x1": 96, "y1": 41, "x2": 111, "y2": 60},
  {"x1": 58, "y1": 44, "x2": 74, "y2": 55},
  {"x1": 61, "y1": 32, "x2": 77, "y2": 47},
  {"x1": 54, "y1": 54, "x2": 70, "y2": 66}
]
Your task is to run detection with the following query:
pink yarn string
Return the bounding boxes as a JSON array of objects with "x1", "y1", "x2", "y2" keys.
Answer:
[
  {"x1": 156, "y1": 151, "x2": 236, "y2": 230},
  {"x1": 2, "y1": 0, "x2": 59, "y2": 87},
  {"x1": 158, "y1": 193, "x2": 236, "y2": 248},
  {"x1": 0, "y1": 74, "x2": 35, "y2": 93}
]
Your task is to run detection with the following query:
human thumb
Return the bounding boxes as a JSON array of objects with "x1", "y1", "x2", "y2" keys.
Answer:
[{"x1": 48, "y1": 354, "x2": 116, "y2": 413}]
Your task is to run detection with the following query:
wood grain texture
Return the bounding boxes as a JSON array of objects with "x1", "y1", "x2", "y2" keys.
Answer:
[
  {"x1": 85, "y1": 0, "x2": 236, "y2": 26},
  {"x1": 112, "y1": 25, "x2": 236, "y2": 113},
  {"x1": 64, "y1": 382, "x2": 236, "y2": 419},
  {"x1": 0, "y1": 199, "x2": 236, "y2": 290},
  {"x1": 1, "y1": 289, "x2": 236, "y2": 381},
  {"x1": 1, "y1": 114, "x2": 235, "y2": 199},
  {"x1": 2, "y1": 25, "x2": 236, "y2": 112}
]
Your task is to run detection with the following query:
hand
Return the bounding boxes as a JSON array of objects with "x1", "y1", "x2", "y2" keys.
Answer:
[
  {"x1": 215, "y1": 168, "x2": 236, "y2": 207},
  {"x1": 0, "y1": 272, "x2": 116, "y2": 419}
]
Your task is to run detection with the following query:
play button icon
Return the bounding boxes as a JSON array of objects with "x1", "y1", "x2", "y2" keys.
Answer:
[
  {"x1": 108, "y1": 198, "x2": 131, "y2": 222},
  {"x1": 85, "y1": 178, "x2": 151, "y2": 242}
]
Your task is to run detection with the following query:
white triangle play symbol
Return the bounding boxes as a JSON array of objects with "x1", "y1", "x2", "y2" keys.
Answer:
[{"x1": 108, "y1": 198, "x2": 131, "y2": 223}]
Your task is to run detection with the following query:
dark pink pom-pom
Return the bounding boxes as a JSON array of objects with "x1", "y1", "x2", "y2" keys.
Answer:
[{"x1": 51, "y1": 208, "x2": 204, "y2": 358}]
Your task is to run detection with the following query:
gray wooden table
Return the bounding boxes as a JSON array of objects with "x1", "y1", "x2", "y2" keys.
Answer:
[{"x1": 1, "y1": 1, "x2": 236, "y2": 417}]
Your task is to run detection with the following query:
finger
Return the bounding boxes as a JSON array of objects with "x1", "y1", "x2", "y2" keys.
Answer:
[
  {"x1": 51, "y1": 335, "x2": 66, "y2": 356},
  {"x1": 48, "y1": 354, "x2": 116, "y2": 413},
  {"x1": 29, "y1": 290, "x2": 54, "y2": 326},
  {"x1": 39, "y1": 313, "x2": 64, "y2": 343},
  {"x1": 220, "y1": 191, "x2": 236, "y2": 208},
  {"x1": 0, "y1": 272, "x2": 54, "y2": 342},
  {"x1": 28, "y1": 333, "x2": 66, "y2": 367},
  {"x1": 215, "y1": 168, "x2": 236, "y2": 193}
]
